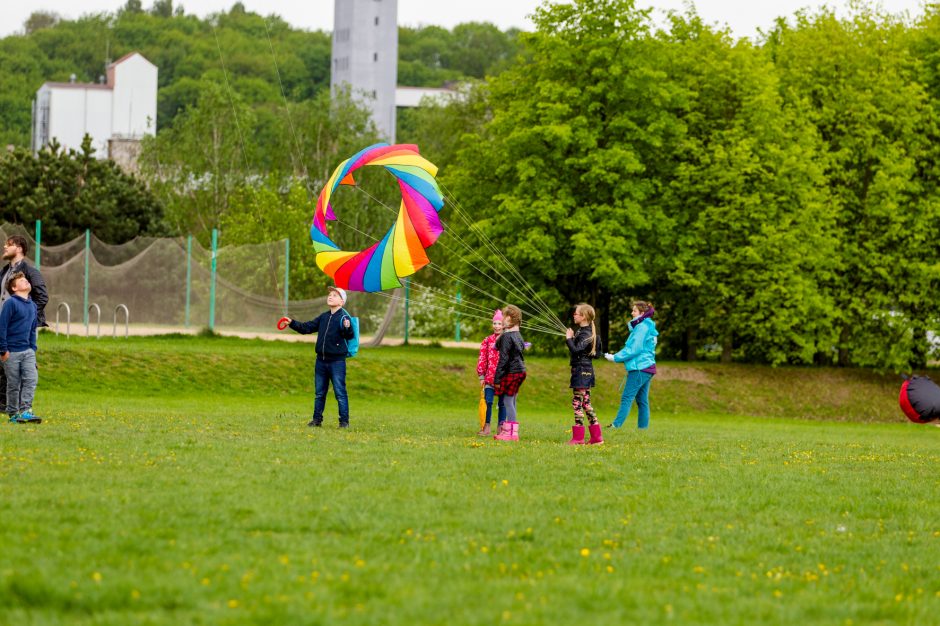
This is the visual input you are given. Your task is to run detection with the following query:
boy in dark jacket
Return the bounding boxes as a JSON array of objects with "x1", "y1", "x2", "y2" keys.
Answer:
[
  {"x1": 0, "y1": 272, "x2": 40, "y2": 424},
  {"x1": 284, "y1": 286, "x2": 355, "y2": 428}
]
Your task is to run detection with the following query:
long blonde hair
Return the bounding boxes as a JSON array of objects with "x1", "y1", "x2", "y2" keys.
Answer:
[{"x1": 575, "y1": 303, "x2": 597, "y2": 356}]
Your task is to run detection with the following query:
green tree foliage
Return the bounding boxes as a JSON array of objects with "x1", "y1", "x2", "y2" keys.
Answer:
[
  {"x1": 0, "y1": 136, "x2": 164, "y2": 244},
  {"x1": 23, "y1": 12, "x2": 60, "y2": 35},
  {"x1": 447, "y1": 0, "x2": 687, "y2": 347},
  {"x1": 770, "y1": 7, "x2": 940, "y2": 369},
  {"x1": 654, "y1": 14, "x2": 836, "y2": 365},
  {"x1": 441, "y1": 0, "x2": 938, "y2": 368}
]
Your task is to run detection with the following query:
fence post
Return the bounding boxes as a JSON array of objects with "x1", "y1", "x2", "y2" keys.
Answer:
[
  {"x1": 34, "y1": 220, "x2": 41, "y2": 268},
  {"x1": 83, "y1": 229, "x2": 90, "y2": 327},
  {"x1": 404, "y1": 277, "x2": 410, "y2": 345},
  {"x1": 455, "y1": 284, "x2": 461, "y2": 342},
  {"x1": 209, "y1": 228, "x2": 218, "y2": 331},
  {"x1": 185, "y1": 235, "x2": 192, "y2": 328},
  {"x1": 284, "y1": 238, "x2": 290, "y2": 316}
]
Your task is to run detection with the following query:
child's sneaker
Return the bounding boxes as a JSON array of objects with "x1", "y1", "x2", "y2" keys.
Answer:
[
  {"x1": 7, "y1": 413, "x2": 18, "y2": 423},
  {"x1": 17, "y1": 411, "x2": 41, "y2": 424}
]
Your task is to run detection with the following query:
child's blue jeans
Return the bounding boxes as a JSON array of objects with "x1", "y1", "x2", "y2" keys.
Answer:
[
  {"x1": 313, "y1": 358, "x2": 349, "y2": 425},
  {"x1": 612, "y1": 371, "x2": 653, "y2": 429},
  {"x1": 483, "y1": 385, "x2": 506, "y2": 424}
]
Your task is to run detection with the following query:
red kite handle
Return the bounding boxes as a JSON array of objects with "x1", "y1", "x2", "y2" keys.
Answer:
[{"x1": 277, "y1": 317, "x2": 290, "y2": 331}]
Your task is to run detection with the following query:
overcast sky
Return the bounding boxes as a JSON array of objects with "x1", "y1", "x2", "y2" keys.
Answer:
[{"x1": 2, "y1": 0, "x2": 929, "y2": 39}]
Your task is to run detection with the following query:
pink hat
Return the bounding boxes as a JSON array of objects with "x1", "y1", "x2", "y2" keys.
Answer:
[{"x1": 492, "y1": 309, "x2": 503, "y2": 322}]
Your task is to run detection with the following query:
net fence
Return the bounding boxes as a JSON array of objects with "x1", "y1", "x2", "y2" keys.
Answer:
[{"x1": 0, "y1": 223, "x2": 407, "y2": 342}]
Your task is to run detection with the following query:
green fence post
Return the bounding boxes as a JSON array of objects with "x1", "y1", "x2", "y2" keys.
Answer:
[
  {"x1": 34, "y1": 220, "x2": 41, "y2": 268},
  {"x1": 455, "y1": 284, "x2": 461, "y2": 342},
  {"x1": 404, "y1": 277, "x2": 410, "y2": 345},
  {"x1": 209, "y1": 229, "x2": 218, "y2": 331},
  {"x1": 284, "y1": 238, "x2": 290, "y2": 316},
  {"x1": 83, "y1": 229, "x2": 90, "y2": 327},
  {"x1": 185, "y1": 235, "x2": 192, "y2": 328}
]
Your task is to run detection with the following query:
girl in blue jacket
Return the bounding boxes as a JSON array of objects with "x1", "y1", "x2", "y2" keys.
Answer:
[{"x1": 605, "y1": 301, "x2": 658, "y2": 429}]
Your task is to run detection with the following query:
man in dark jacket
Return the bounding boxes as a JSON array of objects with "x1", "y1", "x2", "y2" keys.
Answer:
[
  {"x1": 284, "y1": 286, "x2": 355, "y2": 428},
  {"x1": 0, "y1": 235, "x2": 48, "y2": 416},
  {"x1": 0, "y1": 236, "x2": 48, "y2": 327}
]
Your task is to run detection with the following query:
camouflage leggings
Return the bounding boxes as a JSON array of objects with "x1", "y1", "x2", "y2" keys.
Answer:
[{"x1": 572, "y1": 388, "x2": 597, "y2": 426}]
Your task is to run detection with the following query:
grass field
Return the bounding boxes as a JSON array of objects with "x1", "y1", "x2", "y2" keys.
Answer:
[{"x1": 1, "y1": 334, "x2": 938, "y2": 625}]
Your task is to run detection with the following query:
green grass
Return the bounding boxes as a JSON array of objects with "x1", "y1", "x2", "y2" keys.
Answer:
[{"x1": 1, "y1": 335, "x2": 938, "y2": 625}]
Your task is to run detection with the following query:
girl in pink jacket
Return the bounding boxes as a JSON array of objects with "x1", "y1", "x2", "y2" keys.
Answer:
[{"x1": 475, "y1": 309, "x2": 506, "y2": 436}]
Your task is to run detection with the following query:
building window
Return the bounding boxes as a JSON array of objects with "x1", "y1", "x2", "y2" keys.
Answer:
[
  {"x1": 372, "y1": 90, "x2": 377, "y2": 98},
  {"x1": 373, "y1": 52, "x2": 378, "y2": 62},
  {"x1": 375, "y1": 16, "x2": 379, "y2": 26}
]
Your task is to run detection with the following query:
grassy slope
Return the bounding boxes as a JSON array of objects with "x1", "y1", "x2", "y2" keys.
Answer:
[
  {"x1": 35, "y1": 334, "x2": 909, "y2": 421},
  {"x1": 0, "y1": 335, "x2": 937, "y2": 625}
]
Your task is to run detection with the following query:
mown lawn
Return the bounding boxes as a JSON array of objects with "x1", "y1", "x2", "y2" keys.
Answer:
[{"x1": 0, "y1": 335, "x2": 938, "y2": 625}]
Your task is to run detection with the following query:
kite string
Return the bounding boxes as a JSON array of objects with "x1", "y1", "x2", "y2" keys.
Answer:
[
  {"x1": 350, "y1": 184, "x2": 564, "y2": 329},
  {"x1": 438, "y1": 180, "x2": 566, "y2": 331}
]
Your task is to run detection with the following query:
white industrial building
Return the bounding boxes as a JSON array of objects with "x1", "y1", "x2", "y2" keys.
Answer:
[{"x1": 31, "y1": 52, "x2": 157, "y2": 169}]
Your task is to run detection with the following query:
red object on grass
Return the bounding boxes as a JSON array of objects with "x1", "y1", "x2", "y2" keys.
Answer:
[{"x1": 277, "y1": 317, "x2": 290, "y2": 331}]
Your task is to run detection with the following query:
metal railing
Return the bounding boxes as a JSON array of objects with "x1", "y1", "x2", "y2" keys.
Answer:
[
  {"x1": 86, "y1": 303, "x2": 101, "y2": 338},
  {"x1": 113, "y1": 305, "x2": 129, "y2": 338},
  {"x1": 55, "y1": 302, "x2": 71, "y2": 337}
]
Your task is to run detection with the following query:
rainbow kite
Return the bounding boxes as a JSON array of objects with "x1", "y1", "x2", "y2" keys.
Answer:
[{"x1": 311, "y1": 143, "x2": 445, "y2": 292}]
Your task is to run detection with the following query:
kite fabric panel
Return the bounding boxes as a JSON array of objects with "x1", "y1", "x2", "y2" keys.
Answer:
[{"x1": 311, "y1": 143, "x2": 445, "y2": 292}]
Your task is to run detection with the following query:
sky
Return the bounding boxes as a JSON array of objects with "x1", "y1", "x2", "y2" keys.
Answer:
[{"x1": 2, "y1": 0, "x2": 930, "y2": 40}]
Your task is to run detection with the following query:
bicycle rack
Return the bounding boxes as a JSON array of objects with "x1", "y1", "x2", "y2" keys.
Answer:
[
  {"x1": 55, "y1": 302, "x2": 71, "y2": 338},
  {"x1": 86, "y1": 303, "x2": 101, "y2": 339},
  {"x1": 113, "y1": 304, "x2": 129, "y2": 338}
]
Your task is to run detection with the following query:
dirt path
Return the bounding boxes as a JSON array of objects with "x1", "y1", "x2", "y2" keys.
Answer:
[{"x1": 48, "y1": 323, "x2": 480, "y2": 349}]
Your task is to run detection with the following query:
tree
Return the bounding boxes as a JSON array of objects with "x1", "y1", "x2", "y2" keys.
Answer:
[
  {"x1": 0, "y1": 137, "x2": 164, "y2": 244},
  {"x1": 770, "y1": 7, "x2": 940, "y2": 369},
  {"x1": 23, "y1": 12, "x2": 60, "y2": 35},
  {"x1": 651, "y1": 13, "x2": 836, "y2": 365},
  {"x1": 139, "y1": 81, "x2": 255, "y2": 238},
  {"x1": 447, "y1": 0, "x2": 685, "y2": 347}
]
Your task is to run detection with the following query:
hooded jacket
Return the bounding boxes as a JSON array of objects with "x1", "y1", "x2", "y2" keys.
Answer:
[{"x1": 612, "y1": 317, "x2": 658, "y2": 372}]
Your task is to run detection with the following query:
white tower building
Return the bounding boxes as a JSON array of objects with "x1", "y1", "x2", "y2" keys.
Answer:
[{"x1": 331, "y1": 0, "x2": 399, "y2": 142}]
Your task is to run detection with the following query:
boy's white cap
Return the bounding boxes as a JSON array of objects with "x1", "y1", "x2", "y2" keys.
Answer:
[{"x1": 328, "y1": 286, "x2": 347, "y2": 303}]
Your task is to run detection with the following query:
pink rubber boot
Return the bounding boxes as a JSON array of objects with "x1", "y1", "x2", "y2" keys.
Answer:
[
  {"x1": 567, "y1": 424, "x2": 586, "y2": 445},
  {"x1": 508, "y1": 421, "x2": 520, "y2": 441},
  {"x1": 588, "y1": 423, "x2": 604, "y2": 445},
  {"x1": 494, "y1": 422, "x2": 513, "y2": 441}
]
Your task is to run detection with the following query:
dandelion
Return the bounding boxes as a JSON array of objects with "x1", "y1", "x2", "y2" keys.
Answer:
[
  {"x1": 131, "y1": 589, "x2": 141, "y2": 600},
  {"x1": 580, "y1": 548, "x2": 590, "y2": 557},
  {"x1": 91, "y1": 572, "x2": 102, "y2": 583},
  {"x1": 228, "y1": 599, "x2": 239, "y2": 608},
  {"x1": 201, "y1": 578, "x2": 210, "y2": 586},
  {"x1": 502, "y1": 479, "x2": 509, "y2": 486}
]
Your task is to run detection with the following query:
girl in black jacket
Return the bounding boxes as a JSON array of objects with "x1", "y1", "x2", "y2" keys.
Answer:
[
  {"x1": 493, "y1": 304, "x2": 526, "y2": 441},
  {"x1": 564, "y1": 304, "x2": 604, "y2": 445}
]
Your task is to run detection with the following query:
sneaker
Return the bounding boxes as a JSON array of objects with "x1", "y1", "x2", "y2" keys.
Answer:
[
  {"x1": 307, "y1": 419, "x2": 322, "y2": 427},
  {"x1": 16, "y1": 411, "x2": 41, "y2": 424},
  {"x1": 8, "y1": 413, "x2": 18, "y2": 423},
  {"x1": 339, "y1": 422, "x2": 349, "y2": 429}
]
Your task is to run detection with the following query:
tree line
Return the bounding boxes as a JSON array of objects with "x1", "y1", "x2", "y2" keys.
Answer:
[{"x1": 422, "y1": 0, "x2": 940, "y2": 370}]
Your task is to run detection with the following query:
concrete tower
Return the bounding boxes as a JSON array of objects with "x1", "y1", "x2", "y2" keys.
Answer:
[{"x1": 331, "y1": 0, "x2": 398, "y2": 142}]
